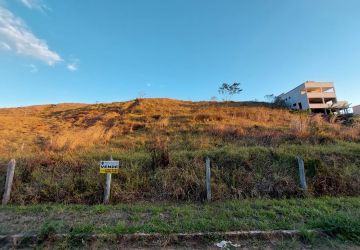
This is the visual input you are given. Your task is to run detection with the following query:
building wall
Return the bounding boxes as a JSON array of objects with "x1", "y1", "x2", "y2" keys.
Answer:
[
  {"x1": 279, "y1": 81, "x2": 343, "y2": 111},
  {"x1": 304, "y1": 81, "x2": 337, "y2": 110},
  {"x1": 279, "y1": 83, "x2": 310, "y2": 110},
  {"x1": 354, "y1": 105, "x2": 360, "y2": 115}
]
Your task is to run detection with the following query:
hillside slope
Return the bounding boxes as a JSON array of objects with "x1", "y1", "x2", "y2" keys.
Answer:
[
  {"x1": 0, "y1": 98, "x2": 359, "y2": 203},
  {"x1": 0, "y1": 98, "x2": 358, "y2": 155}
]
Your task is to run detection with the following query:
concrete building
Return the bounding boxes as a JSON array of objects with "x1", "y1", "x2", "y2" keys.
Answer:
[
  {"x1": 353, "y1": 105, "x2": 360, "y2": 115},
  {"x1": 278, "y1": 81, "x2": 348, "y2": 113}
]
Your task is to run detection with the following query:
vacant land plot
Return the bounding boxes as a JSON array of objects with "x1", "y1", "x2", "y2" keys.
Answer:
[{"x1": 0, "y1": 99, "x2": 360, "y2": 203}]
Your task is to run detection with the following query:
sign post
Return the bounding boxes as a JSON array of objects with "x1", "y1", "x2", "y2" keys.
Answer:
[
  {"x1": 100, "y1": 156, "x2": 119, "y2": 204},
  {"x1": 104, "y1": 172, "x2": 112, "y2": 204}
]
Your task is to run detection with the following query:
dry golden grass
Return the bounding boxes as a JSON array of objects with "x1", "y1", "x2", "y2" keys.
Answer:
[
  {"x1": 0, "y1": 98, "x2": 358, "y2": 158},
  {"x1": 1, "y1": 99, "x2": 360, "y2": 203}
]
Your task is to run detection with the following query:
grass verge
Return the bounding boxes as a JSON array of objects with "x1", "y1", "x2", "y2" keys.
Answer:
[{"x1": 1, "y1": 197, "x2": 360, "y2": 243}]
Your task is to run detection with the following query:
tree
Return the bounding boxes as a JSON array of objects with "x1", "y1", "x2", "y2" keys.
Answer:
[
  {"x1": 273, "y1": 96, "x2": 288, "y2": 107},
  {"x1": 218, "y1": 82, "x2": 243, "y2": 101},
  {"x1": 264, "y1": 94, "x2": 287, "y2": 107},
  {"x1": 264, "y1": 94, "x2": 275, "y2": 103}
]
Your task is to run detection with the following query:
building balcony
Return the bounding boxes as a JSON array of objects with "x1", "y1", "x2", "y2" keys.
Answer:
[
  {"x1": 306, "y1": 92, "x2": 336, "y2": 99},
  {"x1": 304, "y1": 81, "x2": 334, "y2": 89},
  {"x1": 309, "y1": 103, "x2": 330, "y2": 109}
]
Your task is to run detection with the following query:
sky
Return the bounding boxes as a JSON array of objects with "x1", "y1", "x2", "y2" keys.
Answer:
[{"x1": 0, "y1": 0, "x2": 359, "y2": 107}]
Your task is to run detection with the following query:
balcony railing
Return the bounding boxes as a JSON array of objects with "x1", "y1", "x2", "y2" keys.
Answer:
[
  {"x1": 306, "y1": 92, "x2": 336, "y2": 98},
  {"x1": 309, "y1": 104, "x2": 330, "y2": 109}
]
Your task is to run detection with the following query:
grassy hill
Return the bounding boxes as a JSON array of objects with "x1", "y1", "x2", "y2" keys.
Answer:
[{"x1": 0, "y1": 98, "x2": 360, "y2": 204}]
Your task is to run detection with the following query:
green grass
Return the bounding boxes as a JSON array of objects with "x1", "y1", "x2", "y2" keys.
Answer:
[
  {"x1": 1, "y1": 197, "x2": 360, "y2": 244},
  {"x1": 38, "y1": 220, "x2": 66, "y2": 241}
]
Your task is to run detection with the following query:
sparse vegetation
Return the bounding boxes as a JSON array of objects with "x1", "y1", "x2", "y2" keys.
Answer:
[
  {"x1": 265, "y1": 94, "x2": 288, "y2": 108},
  {"x1": 218, "y1": 82, "x2": 243, "y2": 101},
  {"x1": 1, "y1": 197, "x2": 360, "y2": 237},
  {"x1": 0, "y1": 98, "x2": 359, "y2": 203},
  {"x1": 38, "y1": 220, "x2": 65, "y2": 242}
]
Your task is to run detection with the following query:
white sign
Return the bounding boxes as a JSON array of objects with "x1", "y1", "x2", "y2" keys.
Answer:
[{"x1": 100, "y1": 161, "x2": 120, "y2": 174}]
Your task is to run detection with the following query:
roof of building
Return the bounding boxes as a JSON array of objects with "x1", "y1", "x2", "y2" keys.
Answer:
[{"x1": 279, "y1": 81, "x2": 333, "y2": 97}]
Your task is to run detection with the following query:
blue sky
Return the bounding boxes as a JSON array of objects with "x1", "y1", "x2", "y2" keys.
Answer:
[{"x1": 0, "y1": 0, "x2": 359, "y2": 107}]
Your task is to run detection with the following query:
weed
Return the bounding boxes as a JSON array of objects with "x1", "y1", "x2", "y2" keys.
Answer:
[
  {"x1": 112, "y1": 222, "x2": 127, "y2": 234},
  {"x1": 299, "y1": 229, "x2": 317, "y2": 244},
  {"x1": 67, "y1": 223, "x2": 95, "y2": 247},
  {"x1": 38, "y1": 220, "x2": 65, "y2": 242},
  {"x1": 312, "y1": 214, "x2": 360, "y2": 243}
]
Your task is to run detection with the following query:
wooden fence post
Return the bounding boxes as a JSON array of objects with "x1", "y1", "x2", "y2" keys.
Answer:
[
  {"x1": 103, "y1": 156, "x2": 113, "y2": 204},
  {"x1": 297, "y1": 157, "x2": 307, "y2": 191},
  {"x1": 205, "y1": 157, "x2": 211, "y2": 202},
  {"x1": 2, "y1": 159, "x2": 16, "y2": 205}
]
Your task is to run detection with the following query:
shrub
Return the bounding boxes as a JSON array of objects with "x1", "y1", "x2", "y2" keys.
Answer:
[{"x1": 146, "y1": 137, "x2": 170, "y2": 170}]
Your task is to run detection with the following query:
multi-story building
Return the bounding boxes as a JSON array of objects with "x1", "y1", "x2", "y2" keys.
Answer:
[
  {"x1": 278, "y1": 81, "x2": 348, "y2": 113},
  {"x1": 353, "y1": 105, "x2": 360, "y2": 115}
]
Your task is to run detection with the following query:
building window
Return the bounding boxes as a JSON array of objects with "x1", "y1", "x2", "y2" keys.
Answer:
[{"x1": 298, "y1": 102, "x2": 303, "y2": 110}]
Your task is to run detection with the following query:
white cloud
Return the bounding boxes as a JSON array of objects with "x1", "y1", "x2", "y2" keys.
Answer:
[
  {"x1": 67, "y1": 58, "x2": 79, "y2": 72},
  {"x1": 0, "y1": 5, "x2": 62, "y2": 65},
  {"x1": 67, "y1": 63, "x2": 77, "y2": 71},
  {"x1": 0, "y1": 40, "x2": 10, "y2": 50},
  {"x1": 19, "y1": 0, "x2": 49, "y2": 12},
  {"x1": 27, "y1": 63, "x2": 38, "y2": 73}
]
